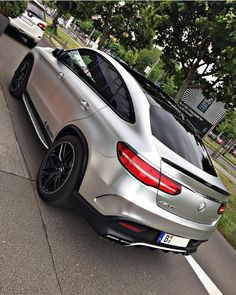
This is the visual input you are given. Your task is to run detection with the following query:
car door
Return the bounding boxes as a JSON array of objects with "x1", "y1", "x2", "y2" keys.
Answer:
[
  {"x1": 27, "y1": 48, "x2": 65, "y2": 122},
  {"x1": 41, "y1": 49, "x2": 113, "y2": 136}
]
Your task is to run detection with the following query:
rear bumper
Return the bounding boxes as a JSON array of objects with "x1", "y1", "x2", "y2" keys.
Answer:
[
  {"x1": 72, "y1": 192, "x2": 206, "y2": 255},
  {"x1": 8, "y1": 19, "x2": 42, "y2": 42}
]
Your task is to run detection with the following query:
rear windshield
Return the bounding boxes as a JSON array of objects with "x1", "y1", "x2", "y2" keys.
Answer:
[
  {"x1": 27, "y1": 2, "x2": 45, "y2": 21},
  {"x1": 150, "y1": 105, "x2": 217, "y2": 176}
]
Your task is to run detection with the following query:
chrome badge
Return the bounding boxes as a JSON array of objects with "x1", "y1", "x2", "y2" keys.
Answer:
[{"x1": 198, "y1": 202, "x2": 206, "y2": 212}]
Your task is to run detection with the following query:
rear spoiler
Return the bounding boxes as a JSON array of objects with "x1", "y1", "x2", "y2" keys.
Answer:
[{"x1": 162, "y1": 158, "x2": 229, "y2": 196}]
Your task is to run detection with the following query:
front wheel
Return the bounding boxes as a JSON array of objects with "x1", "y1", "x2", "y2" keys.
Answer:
[
  {"x1": 37, "y1": 135, "x2": 85, "y2": 206},
  {"x1": 9, "y1": 57, "x2": 33, "y2": 99}
]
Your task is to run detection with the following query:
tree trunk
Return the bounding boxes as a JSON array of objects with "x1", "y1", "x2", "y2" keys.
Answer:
[
  {"x1": 175, "y1": 37, "x2": 210, "y2": 104},
  {"x1": 211, "y1": 142, "x2": 225, "y2": 159},
  {"x1": 174, "y1": 66, "x2": 197, "y2": 104},
  {"x1": 97, "y1": 28, "x2": 110, "y2": 50},
  {"x1": 222, "y1": 138, "x2": 236, "y2": 155},
  {"x1": 174, "y1": 77, "x2": 191, "y2": 104},
  {"x1": 52, "y1": 11, "x2": 60, "y2": 31}
]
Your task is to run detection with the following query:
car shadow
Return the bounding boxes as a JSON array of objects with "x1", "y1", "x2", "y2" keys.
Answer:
[{"x1": 4, "y1": 26, "x2": 30, "y2": 48}]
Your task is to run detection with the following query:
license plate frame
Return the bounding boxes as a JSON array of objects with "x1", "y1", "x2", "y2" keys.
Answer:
[{"x1": 157, "y1": 232, "x2": 190, "y2": 248}]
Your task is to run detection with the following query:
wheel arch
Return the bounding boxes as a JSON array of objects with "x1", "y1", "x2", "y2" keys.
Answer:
[{"x1": 54, "y1": 125, "x2": 89, "y2": 191}]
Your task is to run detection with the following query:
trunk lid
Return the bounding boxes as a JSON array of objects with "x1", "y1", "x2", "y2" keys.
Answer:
[{"x1": 154, "y1": 137, "x2": 228, "y2": 225}]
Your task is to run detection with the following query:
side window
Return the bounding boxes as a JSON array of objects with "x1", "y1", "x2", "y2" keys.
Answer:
[{"x1": 60, "y1": 49, "x2": 135, "y2": 123}]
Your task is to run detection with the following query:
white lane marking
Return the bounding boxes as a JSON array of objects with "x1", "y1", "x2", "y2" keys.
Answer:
[{"x1": 185, "y1": 255, "x2": 223, "y2": 295}]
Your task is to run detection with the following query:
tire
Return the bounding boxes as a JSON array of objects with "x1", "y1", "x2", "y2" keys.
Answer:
[
  {"x1": 27, "y1": 39, "x2": 37, "y2": 48},
  {"x1": 9, "y1": 56, "x2": 33, "y2": 99},
  {"x1": 37, "y1": 135, "x2": 85, "y2": 206}
]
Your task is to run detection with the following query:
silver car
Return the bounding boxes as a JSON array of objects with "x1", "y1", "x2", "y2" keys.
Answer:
[{"x1": 9, "y1": 47, "x2": 228, "y2": 255}]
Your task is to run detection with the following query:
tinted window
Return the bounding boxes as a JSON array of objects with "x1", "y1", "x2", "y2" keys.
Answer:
[
  {"x1": 150, "y1": 106, "x2": 217, "y2": 176},
  {"x1": 27, "y1": 2, "x2": 45, "y2": 21},
  {"x1": 60, "y1": 49, "x2": 135, "y2": 123}
]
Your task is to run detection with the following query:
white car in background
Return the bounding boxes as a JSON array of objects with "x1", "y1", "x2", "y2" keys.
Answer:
[{"x1": 8, "y1": 0, "x2": 46, "y2": 48}]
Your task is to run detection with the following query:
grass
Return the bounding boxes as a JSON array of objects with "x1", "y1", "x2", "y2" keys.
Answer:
[
  {"x1": 217, "y1": 171, "x2": 236, "y2": 250},
  {"x1": 45, "y1": 23, "x2": 80, "y2": 49},
  {"x1": 204, "y1": 137, "x2": 236, "y2": 168},
  {"x1": 214, "y1": 159, "x2": 236, "y2": 179}
]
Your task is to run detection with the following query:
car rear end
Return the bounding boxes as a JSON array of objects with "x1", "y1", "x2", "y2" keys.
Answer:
[
  {"x1": 74, "y1": 57, "x2": 228, "y2": 255},
  {"x1": 9, "y1": 0, "x2": 46, "y2": 44}
]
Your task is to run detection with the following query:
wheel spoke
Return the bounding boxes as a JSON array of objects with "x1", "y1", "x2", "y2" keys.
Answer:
[
  {"x1": 43, "y1": 171, "x2": 57, "y2": 187},
  {"x1": 11, "y1": 61, "x2": 29, "y2": 91},
  {"x1": 48, "y1": 153, "x2": 58, "y2": 168},
  {"x1": 63, "y1": 149, "x2": 73, "y2": 163},
  {"x1": 40, "y1": 141, "x2": 75, "y2": 194},
  {"x1": 53, "y1": 175, "x2": 62, "y2": 191}
]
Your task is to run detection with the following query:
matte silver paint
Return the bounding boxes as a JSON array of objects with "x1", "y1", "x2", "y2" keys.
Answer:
[{"x1": 24, "y1": 46, "x2": 228, "y2": 246}]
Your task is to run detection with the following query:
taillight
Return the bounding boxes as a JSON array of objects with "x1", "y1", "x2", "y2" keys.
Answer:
[
  {"x1": 159, "y1": 173, "x2": 181, "y2": 195},
  {"x1": 118, "y1": 221, "x2": 142, "y2": 232},
  {"x1": 37, "y1": 23, "x2": 47, "y2": 31},
  {"x1": 218, "y1": 204, "x2": 226, "y2": 215},
  {"x1": 117, "y1": 142, "x2": 181, "y2": 195}
]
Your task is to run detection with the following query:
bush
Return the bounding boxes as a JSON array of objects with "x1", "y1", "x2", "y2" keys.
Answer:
[{"x1": 0, "y1": 1, "x2": 28, "y2": 18}]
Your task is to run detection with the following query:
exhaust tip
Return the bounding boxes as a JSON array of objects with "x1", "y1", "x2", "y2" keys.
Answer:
[{"x1": 103, "y1": 235, "x2": 131, "y2": 245}]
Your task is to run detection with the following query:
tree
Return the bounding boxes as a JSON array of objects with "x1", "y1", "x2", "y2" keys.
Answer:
[
  {"x1": 51, "y1": 1, "x2": 74, "y2": 29},
  {"x1": 153, "y1": 1, "x2": 236, "y2": 107},
  {"x1": 0, "y1": 1, "x2": 28, "y2": 18},
  {"x1": 212, "y1": 110, "x2": 236, "y2": 158},
  {"x1": 217, "y1": 110, "x2": 236, "y2": 140},
  {"x1": 79, "y1": 1, "x2": 155, "y2": 50}
]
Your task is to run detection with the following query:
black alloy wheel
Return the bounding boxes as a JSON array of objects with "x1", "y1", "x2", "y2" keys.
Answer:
[
  {"x1": 37, "y1": 135, "x2": 85, "y2": 206},
  {"x1": 9, "y1": 57, "x2": 32, "y2": 98},
  {"x1": 40, "y1": 141, "x2": 75, "y2": 194}
]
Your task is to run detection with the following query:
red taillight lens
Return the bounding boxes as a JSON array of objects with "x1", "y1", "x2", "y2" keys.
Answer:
[
  {"x1": 159, "y1": 173, "x2": 182, "y2": 195},
  {"x1": 37, "y1": 23, "x2": 47, "y2": 31},
  {"x1": 218, "y1": 204, "x2": 226, "y2": 215},
  {"x1": 117, "y1": 142, "x2": 181, "y2": 195},
  {"x1": 118, "y1": 221, "x2": 142, "y2": 232}
]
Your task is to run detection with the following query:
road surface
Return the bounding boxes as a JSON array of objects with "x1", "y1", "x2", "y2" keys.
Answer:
[{"x1": 0, "y1": 31, "x2": 235, "y2": 295}]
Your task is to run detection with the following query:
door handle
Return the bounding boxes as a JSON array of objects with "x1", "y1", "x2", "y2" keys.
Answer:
[
  {"x1": 80, "y1": 100, "x2": 89, "y2": 111},
  {"x1": 58, "y1": 72, "x2": 64, "y2": 79}
]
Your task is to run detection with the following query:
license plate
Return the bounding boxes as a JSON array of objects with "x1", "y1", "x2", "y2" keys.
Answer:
[
  {"x1": 157, "y1": 232, "x2": 189, "y2": 247},
  {"x1": 20, "y1": 15, "x2": 34, "y2": 26}
]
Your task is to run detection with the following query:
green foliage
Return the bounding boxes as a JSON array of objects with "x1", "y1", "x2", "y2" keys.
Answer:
[
  {"x1": 78, "y1": 20, "x2": 94, "y2": 35},
  {"x1": 106, "y1": 41, "x2": 177, "y2": 97},
  {"x1": 134, "y1": 48, "x2": 161, "y2": 73},
  {"x1": 78, "y1": 1, "x2": 155, "y2": 50},
  {"x1": 106, "y1": 40, "x2": 138, "y2": 66},
  {"x1": 153, "y1": 1, "x2": 236, "y2": 106},
  {"x1": 43, "y1": 1, "x2": 56, "y2": 9},
  {"x1": 217, "y1": 110, "x2": 236, "y2": 139},
  {"x1": 217, "y1": 171, "x2": 236, "y2": 250},
  {"x1": 0, "y1": 1, "x2": 28, "y2": 18}
]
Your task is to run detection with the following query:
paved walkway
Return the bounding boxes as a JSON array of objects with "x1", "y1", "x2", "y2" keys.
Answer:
[
  {"x1": 213, "y1": 160, "x2": 236, "y2": 185},
  {"x1": 0, "y1": 85, "x2": 62, "y2": 295}
]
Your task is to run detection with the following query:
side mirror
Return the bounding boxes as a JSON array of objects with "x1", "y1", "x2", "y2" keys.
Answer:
[{"x1": 52, "y1": 48, "x2": 64, "y2": 59}]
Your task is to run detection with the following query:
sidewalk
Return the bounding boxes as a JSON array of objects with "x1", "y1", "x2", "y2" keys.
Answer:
[
  {"x1": 213, "y1": 160, "x2": 236, "y2": 185},
  {"x1": 0, "y1": 85, "x2": 61, "y2": 295}
]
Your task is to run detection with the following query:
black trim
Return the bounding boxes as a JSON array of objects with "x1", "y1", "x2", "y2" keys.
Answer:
[
  {"x1": 71, "y1": 192, "x2": 204, "y2": 254},
  {"x1": 24, "y1": 91, "x2": 53, "y2": 147},
  {"x1": 162, "y1": 157, "x2": 229, "y2": 196}
]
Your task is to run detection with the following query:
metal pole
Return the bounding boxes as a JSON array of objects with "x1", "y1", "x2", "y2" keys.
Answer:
[{"x1": 146, "y1": 58, "x2": 160, "y2": 78}]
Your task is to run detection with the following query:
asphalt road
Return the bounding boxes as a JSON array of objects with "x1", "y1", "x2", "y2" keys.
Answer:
[{"x1": 0, "y1": 31, "x2": 235, "y2": 295}]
